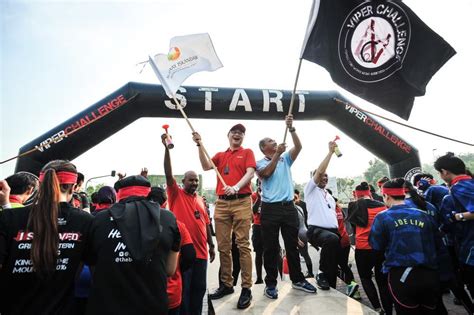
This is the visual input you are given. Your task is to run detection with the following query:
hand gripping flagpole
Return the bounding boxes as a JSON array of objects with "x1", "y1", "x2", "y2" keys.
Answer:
[
  {"x1": 170, "y1": 95, "x2": 227, "y2": 188},
  {"x1": 282, "y1": 58, "x2": 303, "y2": 143}
]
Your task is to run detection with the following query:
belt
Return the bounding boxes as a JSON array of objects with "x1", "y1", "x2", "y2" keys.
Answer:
[
  {"x1": 262, "y1": 200, "x2": 294, "y2": 206},
  {"x1": 218, "y1": 193, "x2": 251, "y2": 200}
]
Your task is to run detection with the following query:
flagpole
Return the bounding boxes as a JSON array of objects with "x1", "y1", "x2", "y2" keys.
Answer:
[
  {"x1": 171, "y1": 96, "x2": 228, "y2": 187},
  {"x1": 282, "y1": 58, "x2": 303, "y2": 143}
]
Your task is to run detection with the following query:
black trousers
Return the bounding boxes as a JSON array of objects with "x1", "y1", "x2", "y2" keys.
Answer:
[
  {"x1": 307, "y1": 225, "x2": 340, "y2": 288},
  {"x1": 299, "y1": 242, "x2": 313, "y2": 275},
  {"x1": 252, "y1": 224, "x2": 264, "y2": 280},
  {"x1": 355, "y1": 249, "x2": 392, "y2": 314},
  {"x1": 261, "y1": 201, "x2": 305, "y2": 287},
  {"x1": 337, "y1": 245, "x2": 354, "y2": 284},
  {"x1": 388, "y1": 267, "x2": 440, "y2": 315}
]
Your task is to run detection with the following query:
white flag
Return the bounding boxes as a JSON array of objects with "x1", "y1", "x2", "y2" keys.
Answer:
[{"x1": 149, "y1": 33, "x2": 223, "y2": 98}]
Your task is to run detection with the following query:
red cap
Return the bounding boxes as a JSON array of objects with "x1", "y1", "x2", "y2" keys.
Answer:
[{"x1": 229, "y1": 124, "x2": 246, "y2": 134}]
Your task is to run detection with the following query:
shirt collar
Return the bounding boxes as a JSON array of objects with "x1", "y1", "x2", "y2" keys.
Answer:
[
  {"x1": 451, "y1": 174, "x2": 472, "y2": 186},
  {"x1": 226, "y1": 146, "x2": 243, "y2": 153}
]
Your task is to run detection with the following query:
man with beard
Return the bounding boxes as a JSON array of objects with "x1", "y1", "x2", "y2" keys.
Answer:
[
  {"x1": 304, "y1": 141, "x2": 340, "y2": 290},
  {"x1": 163, "y1": 135, "x2": 215, "y2": 315},
  {"x1": 192, "y1": 124, "x2": 255, "y2": 310}
]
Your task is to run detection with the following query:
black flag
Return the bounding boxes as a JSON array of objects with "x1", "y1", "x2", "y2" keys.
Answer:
[{"x1": 301, "y1": 0, "x2": 456, "y2": 119}]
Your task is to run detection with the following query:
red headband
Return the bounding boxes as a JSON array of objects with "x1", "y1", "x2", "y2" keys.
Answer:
[
  {"x1": 354, "y1": 190, "x2": 371, "y2": 198},
  {"x1": 39, "y1": 171, "x2": 78, "y2": 185},
  {"x1": 381, "y1": 187, "x2": 406, "y2": 196},
  {"x1": 117, "y1": 186, "x2": 151, "y2": 201}
]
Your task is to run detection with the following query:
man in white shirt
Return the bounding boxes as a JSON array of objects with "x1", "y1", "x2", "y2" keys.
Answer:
[{"x1": 304, "y1": 141, "x2": 340, "y2": 290}]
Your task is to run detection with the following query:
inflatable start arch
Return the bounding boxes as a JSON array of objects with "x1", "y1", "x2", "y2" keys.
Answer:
[{"x1": 14, "y1": 82, "x2": 421, "y2": 178}]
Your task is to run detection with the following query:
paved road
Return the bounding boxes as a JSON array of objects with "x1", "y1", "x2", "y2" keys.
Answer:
[{"x1": 206, "y1": 235, "x2": 468, "y2": 314}]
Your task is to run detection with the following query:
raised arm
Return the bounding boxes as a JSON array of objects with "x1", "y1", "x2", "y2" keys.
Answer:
[
  {"x1": 257, "y1": 144, "x2": 286, "y2": 179},
  {"x1": 162, "y1": 134, "x2": 175, "y2": 187},
  {"x1": 286, "y1": 114, "x2": 302, "y2": 161},
  {"x1": 0, "y1": 180, "x2": 11, "y2": 208},
  {"x1": 192, "y1": 132, "x2": 213, "y2": 171},
  {"x1": 312, "y1": 141, "x2": 337, "y2": 185}
]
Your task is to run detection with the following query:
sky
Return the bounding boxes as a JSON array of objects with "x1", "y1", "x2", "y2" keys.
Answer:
[{"x1": 1, "y1": 0, "x2": 473, "y2": 190}]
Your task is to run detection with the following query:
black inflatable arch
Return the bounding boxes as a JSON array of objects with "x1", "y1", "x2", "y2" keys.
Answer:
[{"x1": 15, "y1": 82, "x2": 421, "y2": 178}]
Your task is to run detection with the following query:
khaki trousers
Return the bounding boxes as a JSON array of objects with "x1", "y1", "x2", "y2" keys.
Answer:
[{"x1": 214, "y1": 196, "x2": 253, "y2": 288}]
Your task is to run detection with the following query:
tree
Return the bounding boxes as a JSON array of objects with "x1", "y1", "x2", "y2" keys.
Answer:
[
  {"x1": 86, "y1": 183, "x2": 105, "y2": 196},
  {"x1": 363, "y1": 159, "x2": 389, "y2": 187},
  {"x1": 459, "y1": 153, "x2": 474, "y2": 173},
  {"x1": 336, "y1": 177, "x2": 355, "y2": 202}
]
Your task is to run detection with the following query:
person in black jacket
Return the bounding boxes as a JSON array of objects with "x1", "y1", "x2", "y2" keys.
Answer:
[{"x1": 85, "y1": 175, "x2": 180, "y2": 315}]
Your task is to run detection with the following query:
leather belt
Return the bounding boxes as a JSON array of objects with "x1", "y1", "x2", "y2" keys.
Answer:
[{"x1": 218, "y1": 193, "x2": 251, "y2": 200}]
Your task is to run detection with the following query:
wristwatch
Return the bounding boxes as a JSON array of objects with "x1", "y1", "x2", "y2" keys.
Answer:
[
  {"x1": 288, "y1": 127, "x2": 296, "y2": 133},
  {"x1": 458, "y1": 213, "x2": 466, "y2": 221}
]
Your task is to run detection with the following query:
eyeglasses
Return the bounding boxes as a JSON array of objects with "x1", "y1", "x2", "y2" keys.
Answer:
[{"x1": 230, "y1": 130, "x2": 244, "y2": 135}]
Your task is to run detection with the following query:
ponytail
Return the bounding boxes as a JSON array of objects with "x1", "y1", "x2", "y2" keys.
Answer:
[
  {"x1": 404, "y1": 181, "x2": 427, "y2": 211},
  {"x1": 28, "y1": 169, "x2": 60, "y2": 276},
  {"x1": 27, "y1": 160, "x2": 77, "y2": 277}
]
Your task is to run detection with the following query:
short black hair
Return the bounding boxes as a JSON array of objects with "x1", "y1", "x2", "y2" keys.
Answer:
[
  {"x1": 5, "y1": 172, "x2": 38, "y2": 195},
  {"x1": 148, "y1": 186, "x2": 167, "y2": 205},
  {"x1": 77, "y1": 172, "x2": 85, "y2": 184},
  {"x1": 434, "y1": 152, "x2": 466, "y2": 175},
  {"x1": 355, "y1": 182, "x2": 370, "y2": 191}
]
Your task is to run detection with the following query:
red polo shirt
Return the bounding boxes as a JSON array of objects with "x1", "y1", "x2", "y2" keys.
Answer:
[
  {"x1": 335, "y1": 205, "x2": 350, "y2": 248},
  {"x1": 251, "y1": 192, "x2": 261, "y2": 225},
  {"x1": 212, "y1": 147, "x2": 256, "y2": 195},
  {"x1": 167, "y1": 179, "x2": 210, "y2": 259},
  {"x1": 167, "y1": 221, "x2": 193, "y2": 309}
]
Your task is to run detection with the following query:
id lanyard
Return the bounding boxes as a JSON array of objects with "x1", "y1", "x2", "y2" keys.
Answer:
[{"x1": 322, "y1": 189, "x2": 331, "y2": 208}]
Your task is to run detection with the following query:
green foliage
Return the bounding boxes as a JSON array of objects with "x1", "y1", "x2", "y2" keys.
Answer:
[
  {"x1": 85, "y1": 183, "x2": 105, "y2": 196},
  {"x1": 363, "y1": 159, "x2": 389, "y2": 187},
  {"x1": 336, "y1": 177, "x2": 355, "y2": 202},
  {"x1": 202, "y1": 188, "x2": 216, "y2": 203},
  {"x1": 459, "y1": 153, "x2": 474, "y2": 173}
]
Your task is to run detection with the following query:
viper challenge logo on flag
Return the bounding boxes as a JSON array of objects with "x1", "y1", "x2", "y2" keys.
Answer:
[
  {"x1": 339, "y1": 2, "x2": 410, "y2": 82},
  {"x1": 301, "y1": 0, "x2": 456, "y2": 119}
]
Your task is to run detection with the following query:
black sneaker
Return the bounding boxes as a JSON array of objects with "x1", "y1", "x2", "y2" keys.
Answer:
[
  {"x1": 237, "y1": 288, "x2": 252, "y2": 309},
  {"x1": 316, "y1": 273, "x2": 330, "y2": 290},
  {"x1": 254, "y1": 278, "x2": 263, "y2": 284},
  {"x1": 209, "y1": 285, "x2": 234, "y2": 300}
]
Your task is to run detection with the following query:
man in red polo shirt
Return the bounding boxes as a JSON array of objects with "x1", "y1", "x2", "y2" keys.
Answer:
[
  {"x1": 163, "y1": 136, "x2": 215, "y2": 315},
  {"x1": 192, "y1": 123, "x2": 256, "y2": 310}
]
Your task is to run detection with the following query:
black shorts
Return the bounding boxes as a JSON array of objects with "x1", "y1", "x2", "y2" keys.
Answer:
[{"x1": 252, "y1": 224, "x2": 263, "y2": 253}]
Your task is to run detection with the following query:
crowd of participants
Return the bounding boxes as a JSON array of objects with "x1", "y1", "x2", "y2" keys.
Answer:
[{"x1": 0, "y1": 115, "x2": 473, "y2": 315}]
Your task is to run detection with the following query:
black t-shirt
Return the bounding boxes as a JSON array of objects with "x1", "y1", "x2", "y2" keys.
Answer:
[
  {"x1": 0, "y1": 203, "x2": 93, "y2": 315},
  {"x1": 85, "y1": 206, "x2": 180, "y2": 315}
]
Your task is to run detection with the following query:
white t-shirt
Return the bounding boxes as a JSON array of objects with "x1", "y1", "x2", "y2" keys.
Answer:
[{"x1": 304, "y1": 179, "x2": 338, "y2": 229}]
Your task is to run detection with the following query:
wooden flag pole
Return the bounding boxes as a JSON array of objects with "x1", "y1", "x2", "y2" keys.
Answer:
[
  {"x1": 171, "y1": 96, "x2": 227, "y2": 187},
  {"x1": 283, "y1": 58, "x2": 303, "y2": 144}
]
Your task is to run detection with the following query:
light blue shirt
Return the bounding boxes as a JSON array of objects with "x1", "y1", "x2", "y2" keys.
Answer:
[{"x1": 256, "y1": 152, "x2": 294, "y2": 203}]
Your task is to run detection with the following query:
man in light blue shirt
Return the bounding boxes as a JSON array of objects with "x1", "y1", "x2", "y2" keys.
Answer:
[{"x1": 256, "y1": 115, "x2": 316, "y2": 299}]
